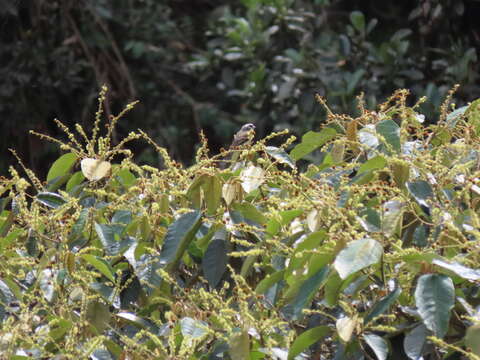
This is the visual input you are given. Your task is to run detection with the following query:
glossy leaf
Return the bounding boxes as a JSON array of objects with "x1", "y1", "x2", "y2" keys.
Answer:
[
  {"x1": 240, "y1": 165, "x2": 265, "y2": 193},
  {"x1": 364, "y1": 286, "x2": 401, "y2": 324},
  {"x1": 336, "y1": 315, "x2": 357, "y2": 342},
  {"x1": 403, "y1": 324, "x2": 427, "y2": 360},
  {"x1": 414, "y1": 274, "x2": 454, "y2": 338},
  {"x1": 376, "y1": 120, "x2": 401, "y2": 153},
  {"x1": 266, "y1": 146, "x2": 295, "y2": 168},
  {"x1": 432, "y1": 258, "x2": 480, "y2": 281},
  {"x1": 160, "y1": 210, "x2": 202, "y2": 270},
  {"x1": 180, "y1": 317, "x2": 208, "y2": 338},
  {"x1": 407, "y1": 181, "x2": 433, "y2": 211},
  {"x1": 255, "y1": 270, "x2": 285, "y2": 295},
  {"x1": 36, "y1": 192, "x2": 67, "y2": 208},
  {"x1": 364, "y1": 333, "x2": 388, "y2": 360}
]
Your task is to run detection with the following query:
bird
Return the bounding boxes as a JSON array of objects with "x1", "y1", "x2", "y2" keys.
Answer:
[
  {"x1": 219, "y1": 123, "x2": 256, "y2": 169},
  {"x1": 230, "y1": 123, "x2": 256, "y2": 149}
]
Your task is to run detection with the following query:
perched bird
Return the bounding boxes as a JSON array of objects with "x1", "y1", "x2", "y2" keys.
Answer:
[
  {"x1": 219, "y1": 123, "x2": 256, "y2": 169},
  {"x1": 230, "y1": 123, "x2": 256, "y2": 148}
]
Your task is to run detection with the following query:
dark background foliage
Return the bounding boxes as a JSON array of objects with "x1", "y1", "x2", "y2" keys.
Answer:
[{"x1": 1, "y1": 0, "x2": 479, "y2": 176}]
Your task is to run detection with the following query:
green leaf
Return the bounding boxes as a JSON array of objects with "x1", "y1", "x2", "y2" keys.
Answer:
[
  {"x1": 376, "y1": 120, "x2": 401, "y2": 153},
  {"x1": 364, "y1": 286, "x2": 401, "y2": 324},
  {"x1": 350, "y1": 11, "x2": 365, "y2": 32},
  {"x1": 160, "y1": 210, "x2": 202, "y2": 271},
  {"x1": 432, "y1": 258, "x2": 480, "y2": 281},
  {"x1": 94, "y1": 223, "x2": 133, "y2": 256},
  {"x1": 390, "y1": 159, "x2": 410, "y2": 188},
  {"x1": 358, "y1": 156, "x2": 387, "y2": 174},
  {"x1": 66, "y1": 171, "x2": 85, "y2": 192},
  {"x1": 112, "y1": 210, "x2": 132, "y2": 224},
  {"x1": 255, "y1": 269, "x2": 285, "y2": 294},
  {"x1": 446, "y1": 105, "x2": 468, "y2": 126},
  {"x1": 232, "y1": 203, "x2": 267, "y2": 225},
  {"x1": 229, "y1": 330, "x2": 250, "y2": 360},
  {"x1": 414, "y1": 274, "x2": 454, "y2": 338},
  {"x1": 288, "y1": 326, "x2": 330, "y2": 360},
  {"x1": 403, "y1": 324, "x2": 427, "y2": 360},
  {"x1": 1, "y1": 228, "x2": 23, "y2": 253},
  {"x1": 287, "y1": 230, "x2": 327, "y2": 273},
  {"x1": 381, "y1": 200, "x2": 404, "y2": 236},
  {"x1": 203, "y1": 175, "x2": 222, "y2": 215},
  {"x1": 134, "y1": 254, "x2": 163, "y2": 295},
  {"x1": 180, "y1": 317, "x2": 208, "y2": 338},
  {"x1": 290, "y1": 266, "x2": 329, "y2": 319},
  {"x1": 49, "y1": 318, "x2": 73, "y2": 340},
  {"x1": 465, "y1": 324, "x2": 480, "y2": 356},
  {"x1": 407, "y1": 180, "x2": 433, "y2": 211},
  {"x1": 36, "y1": 192, "x2": 67, "y2": 209},
  {"x1": 465, "y1": 98, "x2": 480, "y2": 136},
  {"x1": 363, "y1": 333, "x2": 388, "y2": 360},
  {"x1": 47, "y1": 152, "x2": 78, "y2": 183},
  {"x1": 114, "y1": 168, "x2": 137, "y2": 188},
  {"x1": 202, "y1": 239, "x2": 228, "y2": 288},
  {"x1": 116, "y1": 312, "x2": 157, "y2": 333},
  {"x1": 290, "y1": 128, "x2": 337, "y2": 161},
  {"x1": 266, "y1": 146, "x2": 296, "y2": 168},
  {"x1": 324, "y1": 272, "x2": 343, "y2": 307},
  {"x1": 333, "y1": 237, "x2": 383, "y2": 279},
  {"x1": 81, "y1": 254, "x2": 116, "y2": 282},
  {"x1": 86, "y1": 301, "x2": 111, "y2": 334}
]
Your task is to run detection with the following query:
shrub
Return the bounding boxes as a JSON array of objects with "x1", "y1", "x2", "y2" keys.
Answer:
[{"x1": 0, "y1": 87, "x2": 480, "y2": 359}]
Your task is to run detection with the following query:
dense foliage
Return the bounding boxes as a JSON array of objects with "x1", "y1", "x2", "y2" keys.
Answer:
[
  {"x1": 1, "y1": 87, "x2": 480, "y2": 359},
  {"x1": 1, "y1": 0, "x2": 479, "y2": 175}
]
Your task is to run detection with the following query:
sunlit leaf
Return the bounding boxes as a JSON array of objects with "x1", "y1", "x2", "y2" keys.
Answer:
[
  {"x1": 47, "y1": 152, "x2": 78, "y2": 183},
  {"x1": 334, "y1": 237, "x2": 383, "y2": 279},
  {"x1": 364, "y1": 333, "x2": 388, "y2": 360},
  {"x1": 266, "y1": 146, "x2": 295, "y2": 168},
  {"x1": 376, "y1": 120, "x2": 401, "y2": 153},
  {"x1": 290, "y1": 128, "x2": 337, "y2": 161},
  {"x1": 36, "y1": 192, "x2": 67, "y2": 209},
  {"x1": 81, "y1": 254, "x2": 115, "y2": 282},
  {"x1": 81, "y1": 158, "x2": 111, "y2": 181},
  {"x1": 180, "y1": 317, "x2": 208, "y2": 338},
  {"x1": 240, "y1": 165, "x2": 265, "y2": 193},
  {"x1": 336, "y1": 315, "x2": 357, "y2": 342},
  {"x1": 432, "y1": 258, "x2": 480, "y2": 281}
]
